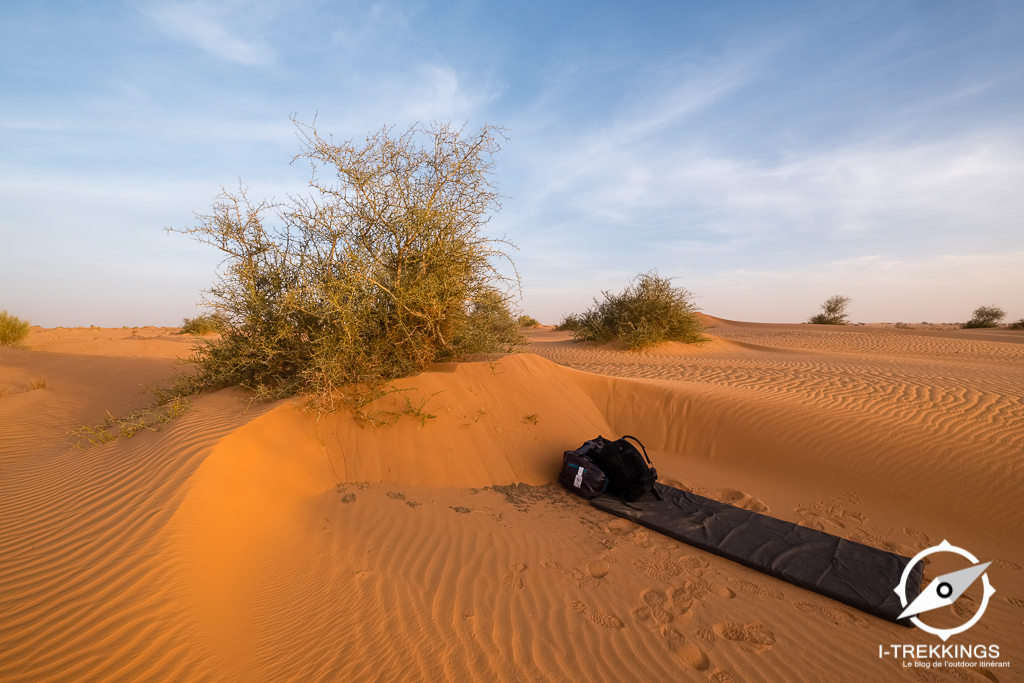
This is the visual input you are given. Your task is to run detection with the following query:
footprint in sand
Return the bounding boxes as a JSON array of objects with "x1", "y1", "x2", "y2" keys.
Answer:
[
  {"x1": 631, "y1": 558, "x2": 676, "y2": 582},
  {"x1": 951, "y1": 594, "x2": 979, "y2": 620},
  {"x1": 731, "y1": 578, "x2": 784, "y2": 600},
  {"x1": 569, "y1": 601, "x2": 624, "y2": 630},
  {"x1": 502, "y1": 563, "x2": 527, "y2": 589},
  {"x1": 587, "y1": 558, "x2": 611, "y2": 579},
  {"x1": 542, "y1": 560, "x2": 602, "y2": 589},
  {"x1": 849, "y1": 529, "x2": 918, "y2": 557},
  {"x1": 605, "y1": 519, "x2": 640, "y2": 536},
  {"x1": 631, "y1": 589, "x2": 674, "y2": 627},
  {"x1": 340, "y1": 493, "x2": 357, "y2": 504},
  {"x1": 713, "y1": 621, "x2": 777, "y2": 653},
  {"x1": 386, "y1": 491, "x2": 406, "y2": 500},
  {"x1": 987, "y1": 558, "x2": 1022, "y2": 571},
  {"x1": 678, "y1": 555, "x2": 712, "y2": 574},
  {"x1": 715, "y1": 488, "x2": 770, "y2": 513},
  {"x1": 830, "y1": 491, "x2": 861, "y2": 505},
  {"x1": 710, "y1": 584, "x2": 736, "y2": 598},
  {"x1": 631, "y1": 553, "x2": 709, "y2": 583},
  {"x1": 903, "y1": 527, "x2": 932, "y2": 550},
  {"x1": 796, "y1": 506, "x2": 845, "y2": 530},
  {"x1": 794, "y1": 601, "x2": 871, "y2": 628},
  {"x1": 661, "y1": 625, "x2": 710, "y2": 671},
  {"x1": 665, "y1": 586, "x2": 694, "y2": 615},
  {"x1": 628, "y1": 529, "x2": 654, "y2": 548},
  {"x1": 694, "y1": 627, "x2": 717, "y2": 643},
  {"x1": 1005, "y1": 597, "x2": 1024, "y2": 608},
  {"x1": 709, "y1": 668, "x2": 737, "y2": 683}
]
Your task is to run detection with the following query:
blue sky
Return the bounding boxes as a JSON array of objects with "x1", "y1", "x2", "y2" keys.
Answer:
[{"x1": 2, "y1": 0, "x2": 1022, "y2": 326}]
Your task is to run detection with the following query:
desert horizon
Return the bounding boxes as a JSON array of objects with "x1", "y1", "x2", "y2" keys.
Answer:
[{"x1": 2, "y1": 315, "x2": 1021, "y2": 682}]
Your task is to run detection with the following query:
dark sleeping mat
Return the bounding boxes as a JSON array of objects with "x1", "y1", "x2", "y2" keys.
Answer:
[{"x1": 591, "y1": 483, "x2": 923, "y2": 625}]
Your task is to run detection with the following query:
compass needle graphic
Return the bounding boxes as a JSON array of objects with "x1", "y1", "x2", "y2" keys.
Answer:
[{"x1": 898, "y1": 562, "x2": 992, "y2": 620}]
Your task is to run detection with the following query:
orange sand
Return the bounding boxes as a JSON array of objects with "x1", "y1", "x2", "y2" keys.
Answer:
[{"x1": 1, "y1": 322, "x2": 1022, "y2": 682}]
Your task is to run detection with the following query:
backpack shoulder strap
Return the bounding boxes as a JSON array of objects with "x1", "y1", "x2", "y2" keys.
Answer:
[
  {"x1": 619, "y1": 434, "x2": 663, "y2": 502},
  {"x1": 621, "y1": 435, "x2": 652, "y2": 465}
]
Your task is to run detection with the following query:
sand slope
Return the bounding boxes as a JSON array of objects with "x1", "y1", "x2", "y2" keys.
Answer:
[{"x1": 1, "y1": 324, "x2": 1022, "y2": 682}]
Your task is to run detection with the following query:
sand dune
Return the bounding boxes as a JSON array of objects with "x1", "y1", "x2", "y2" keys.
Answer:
[{"x1": 1, "y1": 323, "x2": 1022, "y2": 682}]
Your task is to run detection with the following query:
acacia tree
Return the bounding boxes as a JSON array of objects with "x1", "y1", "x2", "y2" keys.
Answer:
[
  {"x1": 177, "y1": 119, "x2": 522, "y2": 409},
  {"x1": 964, "y1": 305, "x2": 1005, "y2": 329},
  {"x1": 808, "y1": 295, "x2": 851, "y2": 325}
]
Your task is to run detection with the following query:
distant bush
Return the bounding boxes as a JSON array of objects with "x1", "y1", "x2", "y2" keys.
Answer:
[
  {"x1": 1010, "y1": 318, "x2": 1024, "y2": 330},
  {"x1": 0, "y1": 310, "x2": 31, "y2": 346},
  {"x1": 570, "y1": 271, "x2": 707, "y2": 350},
  {"x1": 554, "y1": 313, "x2": 582, "y2": 332},
  {"x1": 174, "y1": 120, "x2": 521, "y2": 412},
  {"x1": 453, "y1": 290, "x2": 527, "y2": 355},
  {"x1": 963, "y1": 305, "x2": 1005, "y2": 329},
  {"x1": 517, "y1": 314, "x2": 540, "y2": 327},
  {"x1": 180, "y1": 312, "x2": 228, "y2": 335},
  {"x1": 808, "y1": 295, "x2": 851, "y2": 325}
]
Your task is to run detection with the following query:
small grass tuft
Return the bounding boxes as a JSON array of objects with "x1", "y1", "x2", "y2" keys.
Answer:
[
  {"x1": 28, "y1": 377, "x2": 47, "y2": 390},
  {"x1": 0, "y1": 310, "x2": 32, "y2": 346},
  {"x1": 69, "y1": 394, "x2": 191, "y2": 449},
  {"x1": 524, "y1": 413, "x2": 539, "y2": 425}
]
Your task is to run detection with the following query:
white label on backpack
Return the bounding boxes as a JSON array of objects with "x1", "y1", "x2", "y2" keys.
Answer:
[{"x1": 574, "y1": 468, "x2": 584, "y2": 488}]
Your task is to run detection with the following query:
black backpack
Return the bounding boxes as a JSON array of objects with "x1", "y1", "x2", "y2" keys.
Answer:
[
  {"x1": 592, "y1": 435, "x2": 661, "y2": 503},
  {"x1": 559, "y1": 435, "x2": 661, "y2": 504},
  {"x1": 557, "y1": 438, "x2": 610, "y2": 499}
]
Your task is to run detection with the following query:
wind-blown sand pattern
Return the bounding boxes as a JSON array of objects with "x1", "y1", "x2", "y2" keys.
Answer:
[{"x1": 1, "y1": 322, "x2": 1022, "y2": 682}]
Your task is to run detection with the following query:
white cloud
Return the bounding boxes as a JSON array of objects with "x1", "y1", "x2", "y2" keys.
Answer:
[
  {"x1": 399, "y1": 63, "x2": 499, "y2": 122},
  {"x1": 146, "y1": 1, "x2": 277, "y2": 66}
]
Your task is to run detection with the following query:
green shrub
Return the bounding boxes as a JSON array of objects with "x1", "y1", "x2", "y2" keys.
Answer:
[
  {"x1": 0, "y1": 310, "x2": 32, "y2": 346},
  {"x1": 174, "y1": 120, "x2": 521, "y2": 411},
  {"x1": 180, "y1": 312, "x2": 228, "y2": 335},
  {"x1": 554, "y1": 313, "x2": 582, "y2": 332},
  {"x1": 963, "y1": 305, "x2": 1005, "y2": 329},
  {"x1": 571, "y1": 271, "x2": 707, "y2": 350},
  {"x1": 517, "y1": 314, "x2": 540, "y2": 327},
  {"x1": 808, "y1": 295, "x2": 851, "y2": 325}
]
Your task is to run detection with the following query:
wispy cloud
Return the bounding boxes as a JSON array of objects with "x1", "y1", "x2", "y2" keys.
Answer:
[
  {"x1": 146, "y1": 1, "x2": 277, "y2": 65},
  {"x1": 399, "y1": 63, "x2": 500, "y2": 122}
]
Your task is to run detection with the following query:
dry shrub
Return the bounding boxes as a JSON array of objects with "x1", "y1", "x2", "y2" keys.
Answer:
[
  {"x1": 0, "y1": 310, "x2": 31, "y2": 346},
  {"x1": 808, "y1": 295, "x2": 851, "y2": 325},
  {"x1": 518, "y1": 315, "x2": 540, "y2": 327},
  {"x1": 570, "y1": 271, "x2": 707, "y2": 350},
  {"x1": 174, "y1": 120, "x2": 522, "y2": 412},
  {"x1": 554, "y1": 313, "x2": 582, "y2": 332},
  {"x1": 180, "y1": 312, "x2": 229, "y2": 335},
  {"x1": 963, "y1": 305, "x2": 1005, "y2": 329}
]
